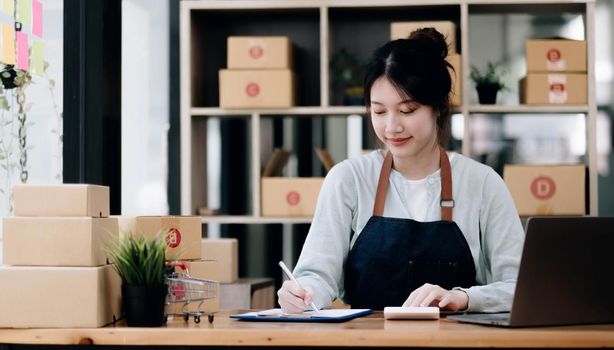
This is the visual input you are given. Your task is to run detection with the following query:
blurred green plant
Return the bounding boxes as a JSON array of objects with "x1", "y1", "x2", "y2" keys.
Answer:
[
  {"x1": 106, "y1": 233, "x2": 168, "y2": 286},
  {"x1": 470, "y1": 61, "x2": 507, "y2": 91}
]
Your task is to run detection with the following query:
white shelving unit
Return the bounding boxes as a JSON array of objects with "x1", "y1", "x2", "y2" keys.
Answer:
[{"x1": 180, "y1": 0, "x2": 598, "y2": 224}]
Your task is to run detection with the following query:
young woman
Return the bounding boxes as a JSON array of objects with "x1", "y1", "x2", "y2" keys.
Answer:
[{"x1": 277, "y1": 28, "x2": 525, "y2": 313}]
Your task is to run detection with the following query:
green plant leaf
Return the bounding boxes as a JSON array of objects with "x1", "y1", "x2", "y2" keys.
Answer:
[{"x1": 105, "y1": 231, "x2": 167, "y2": 286}]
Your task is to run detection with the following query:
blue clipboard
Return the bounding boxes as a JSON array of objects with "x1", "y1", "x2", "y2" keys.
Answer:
[{"x1": 230, "y1": 308, "x2": 373, "y2": 322}]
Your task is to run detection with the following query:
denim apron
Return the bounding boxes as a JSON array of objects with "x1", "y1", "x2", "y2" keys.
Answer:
[{"x1": 344, "y1": 148, "x2": 476, "y2": 310}]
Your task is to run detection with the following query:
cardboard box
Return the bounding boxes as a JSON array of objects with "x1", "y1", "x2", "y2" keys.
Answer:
[
  {"x1": 519, "y1": 73, "x2": 587, "y2": 105},
  {"x1": 201, "y1": 238, "x2": 238, "y2": 283},
  {"x1": 13, "y1": 184, "x2": 109, "y2": 217},
  {"x1": 503, "y1": 164, "x2": 585, "y2": 216},
  {"x1": 0, "y1": 265, "x2": 121, "y2": 328},
  {"x1": 391, "y1": 21, "x2": 456, "y2": 53},
  {"x1": 3, "y1": 217, "x2": 118, "y2": 266},
  {"x1": 261, "y1": 177, "x2": 324, "y2": 217},
  {"x1": 166, "y1": 260, "x2": 220, "y2": 315},
  {"x1": 114, "y1": 215, "x2": 136, "y2": 234},
  {"x1": 219, "y1": 69, "x2": 295, "y2": 108},
  {"x1": 448, "y1": 53, "x2": 461, "y2": 106},
  {"x1": 220, "y1": 278, "x2": 275, "y2": 310},
  {"x1": 526, "y1": 39, "x2": 587, "y2": 72},
  {"x1": 227, "y1": 36, "x2": 292, "y2": 69},
  {"x1": 119, "y1": 216, "x2": 202, "y2": 260}
]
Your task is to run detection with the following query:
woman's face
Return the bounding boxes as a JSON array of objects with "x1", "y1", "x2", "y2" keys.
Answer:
[{"x1": 370, "y1": 76, "x2": 439, "y2": 159}]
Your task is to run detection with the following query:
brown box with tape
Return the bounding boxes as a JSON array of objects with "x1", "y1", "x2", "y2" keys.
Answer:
[
  {"x1": 526, "y1": 39, "x2": 586, "y2": 73},
  {"x1": 116, "y1": 216, "x2": 202, "y2": 260},
  {"x1": 2, "y1": 217, "x2": 118, "y2": 266},
  {"x1": 503, "y1": 164, "x2": 586, "y2": 216},
  {"x1": 519, "y1": 73, "x2": 587, "y2": 105},
  {"x1": 261, "y1": 149, "x2": 333, "y2": 217},
  {"x1": 227, "y1": 36, "x2": 292, "y2": 69},
  {"x1": 13, "y1": 184, "x2": 109, "y2": 217},
  {"x1": 219, "y1": 69, "x2": 295, "y2": 108},
  {"x1": 0, "y1": 265, "x2": 121, "y2": 328},
  {"x1": 201, "y1": 238, "x2": 238, "y2": 283}
]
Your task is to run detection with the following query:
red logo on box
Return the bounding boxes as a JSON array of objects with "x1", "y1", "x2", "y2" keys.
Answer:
[
  {"x1": 171, "y1": 282, "x2": 186, "y2": 300},
  {"x1": 249, "y1": 45, "x2": 263, "y2": 59},
  {"x1": 246, "y1": 83, "x2": 260, "y2": 97},
  {"x1": 166, "y1": 227, "x2": 182, "y2": 248},
  {"x1": 550, "y1": 83, "x2": 565, "y2": 93},
  {"x1": 547, "y1": 49, "x2": 561, "y2": 62},
  {"x1": 531, "y1": 176, "x2": 556, "y2": 200},
  {"x1": 286, "y1": 191, "x2": 301, "y2": 206}
]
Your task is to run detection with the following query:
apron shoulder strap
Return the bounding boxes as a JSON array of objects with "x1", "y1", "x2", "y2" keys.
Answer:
[
  {"x1": 372, "y1": 148, "x2": 454, "y2": 221},
  {"x1": 440, "y1": 147, "x2": 454, "y2": 222},
  {"x1": 373, "y1": 151, "x2": 393, "y2": 217}
]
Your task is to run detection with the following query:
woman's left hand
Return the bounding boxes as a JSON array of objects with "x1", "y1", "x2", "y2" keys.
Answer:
[{"x1": 402, "y1": 283, "x2": 468, "y2": 311}]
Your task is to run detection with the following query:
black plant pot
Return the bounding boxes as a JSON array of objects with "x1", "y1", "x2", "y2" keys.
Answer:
[
  {"x1": 122, "y1": 284, "x2": 167, "y2": 327},
  {"x1": 476, "y1": 84, "x2": 499, "y2": 104}
]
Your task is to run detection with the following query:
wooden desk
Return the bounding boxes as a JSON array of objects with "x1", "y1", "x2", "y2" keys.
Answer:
[{"x1": 1, "y1": 310, "x2": 613, "y2": 348}]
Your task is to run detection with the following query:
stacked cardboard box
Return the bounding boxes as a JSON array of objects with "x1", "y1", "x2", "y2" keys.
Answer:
[
  {"x1": 261, "y1": 149, "x2": 333, "y2": 217},
  {"x1": 219, "y1": 36, "x2": 295, "y2": 108},
  {"x1": 390, "y1": 21, "x2": 461, "y2": 107},
  {"x1": 520, "y1": 39, "x2": 587, "y2": 105},
  {"x1": 0, "y1": 184, "x2": 121, "y2": 328},
  {"x1": 115, "y1": 215, "x2": 221, "y2": 315},
  {"x1": 503, "y1": 165, "x2": 586, "y2": 216}
]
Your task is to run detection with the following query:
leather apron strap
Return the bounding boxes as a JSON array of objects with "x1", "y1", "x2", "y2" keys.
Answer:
[{"x1": 372, "y1": 147, "x2": 454, "y2": 222}]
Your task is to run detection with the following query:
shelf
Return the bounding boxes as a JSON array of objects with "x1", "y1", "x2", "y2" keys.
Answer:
[
  {"x1": 468, "y1": 105, "x2": 589, "y2": 114},
  {"x1": 201, "y1": 216, "x2": 313, "y2": 224},
  {"x1": 190, "y1": 106, "x2": 466, "y2": 117},
  {"x1": 191, "y1": 106, "x2": 367, "y2": 116}
]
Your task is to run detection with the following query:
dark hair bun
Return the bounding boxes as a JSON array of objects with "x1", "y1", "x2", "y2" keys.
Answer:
[{"x1": 407, "y1": 27, "x2": 448, "y2": 59}]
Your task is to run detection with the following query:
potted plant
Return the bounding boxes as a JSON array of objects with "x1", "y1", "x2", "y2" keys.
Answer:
[
  {"x1": 470, "y1": 62, "x2": 507, "y2": 104},
  {"x1": 106, "y1": 233, "x2": 168, "y2": 327},
  {"x1": 330, "y1": 48, "x2": 367, "y2": 106}
]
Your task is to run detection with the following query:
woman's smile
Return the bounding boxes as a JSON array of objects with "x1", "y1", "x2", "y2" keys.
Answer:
[{"x1": 387, "y1": 137, "x2": 411, "y2": 146}]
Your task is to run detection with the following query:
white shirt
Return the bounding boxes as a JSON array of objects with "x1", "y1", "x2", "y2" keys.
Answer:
[
  {"x1": 404, "y1": 153, "x2": 455, "y2": 222},
  {"x1": 293, "y1": 150, "x2": 525, "y2": 313}
]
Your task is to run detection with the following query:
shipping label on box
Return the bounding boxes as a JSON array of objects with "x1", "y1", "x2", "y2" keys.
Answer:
[
  {"x1": 519, "y1": 73, "x2": 587, "y2": 105},
  {"x1": 13, "y1": 184, "x2": 110, "y2": 217},
  {"x1": 390, "y1": 21, "x2": 457, "y2": 53},
  {"x1": 201, "y1": 239, "x2": 238, "y2": 283},
  {"x1": 3, "y1": 217, "x2": 118, "y2": 267},
  {"x1": 227, "y1": 36, "x2": 292, "y2": 69},
  {"x1": 526, "y1": 39, "x2": 587, "y2": 72},
  {"x1": 448, "y1": 54, "x2": 461, "y2": 106},
  {"x1": 122, "y1": 216, "x2": 202, "y2": 260},
  {"x1": 219, "y1": 69, "x2": 295, "y2": 108},
  {"x1": 0, "y1": 265, "x2": 121, "y2": 328},
  {"x1": 503, "y1": 165, "x2": 586, "y2": 216},
  {"x1": 261, "y1": 177, "x2": 324, "y2": 217},
  {"x1": 166, "y1": 260, "x2": 220, "y2": 315}
]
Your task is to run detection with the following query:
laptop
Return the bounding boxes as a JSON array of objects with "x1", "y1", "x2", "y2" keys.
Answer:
[{"x1": 447, "y1": 216, "x2": 614, "y2": 327}]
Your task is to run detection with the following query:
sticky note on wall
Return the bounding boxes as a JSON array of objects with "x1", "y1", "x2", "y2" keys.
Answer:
[
  {"x1": 32, "y1": 0, "x2": 42, "y2": 37},
  {"x1": 1, "y1": 0, "x2": 15, "y2": 16},
  {"x1": 31, "y1": 40, "x2": 44, "y2": 75},
  {"x1": 16, "y1": 31, "x2": 28, "y2": 70},
  {"x1": 1, "y1": 24, "x2": 15, "y2": 65},
  {"x1": 16, "y1": 0, "x2": 31, "y2": 25}
]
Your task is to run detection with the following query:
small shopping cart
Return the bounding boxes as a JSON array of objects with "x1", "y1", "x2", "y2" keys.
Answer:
[{"x1": 164, "y1": 261, "x2": 218, "y2": 323}]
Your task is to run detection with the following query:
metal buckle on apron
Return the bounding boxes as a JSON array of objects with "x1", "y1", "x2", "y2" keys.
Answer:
[{"x1": 440, "y1": 199, "x2": 455, "y2": 208}]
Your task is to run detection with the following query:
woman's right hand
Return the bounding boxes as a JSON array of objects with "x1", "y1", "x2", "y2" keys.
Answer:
[{"x1": 277, "y1": 280, "x2": 315, "y2": 313}]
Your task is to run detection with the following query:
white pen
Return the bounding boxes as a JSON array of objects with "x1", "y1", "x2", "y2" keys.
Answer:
[{"x1": 278, "y1": 261, "x2": 320, "y2": 313}]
